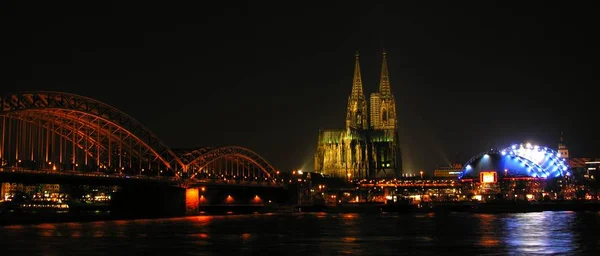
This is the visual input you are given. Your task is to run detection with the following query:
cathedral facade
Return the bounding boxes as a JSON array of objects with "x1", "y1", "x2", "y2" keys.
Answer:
[{"x1": 314, "y1": 51, "x2": 402, "y2": 179}]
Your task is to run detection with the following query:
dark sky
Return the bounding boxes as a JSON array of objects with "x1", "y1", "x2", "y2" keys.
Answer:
[{"x1": 2, "y1": 1, "x2": 599, "y2": 175}]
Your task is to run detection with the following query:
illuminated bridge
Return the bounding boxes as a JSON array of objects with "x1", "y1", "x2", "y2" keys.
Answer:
[{"x1": 0, "y1": 91, "x2": 282, "y2": 187}]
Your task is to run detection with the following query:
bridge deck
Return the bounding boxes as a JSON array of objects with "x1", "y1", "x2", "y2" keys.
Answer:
[{"x1": 0, "y1": 168, "x2": 284, "y2": 188}]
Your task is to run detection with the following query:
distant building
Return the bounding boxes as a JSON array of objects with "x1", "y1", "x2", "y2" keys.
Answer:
[
  {"x1": 1, "y1": 183, "x2": 60, "y2": 200},
  {"x1": 568, "y1": 158, "x2": 600, "y2": 181},
  {"x1": 557, "y1": 133, "x2": 600, "y2": 181},
  {"x1": 314, "y1": 51, "x2": 402, "y2": 179},
  {"x1": 584, "y1": 160, "x2": 600, "y2": 181},
  {"x1": 557, "y1": 133, "x2": 600, "y2": 200},
  {"x1": 434, "y1": 164, "x2": 462, "y2": 179},
  {"x1": 558, "y1": 132, "x2": 569, "y2": 158}
]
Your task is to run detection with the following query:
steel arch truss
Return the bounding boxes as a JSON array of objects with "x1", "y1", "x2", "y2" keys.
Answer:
[
  {"x1": 0, "y1": 92, "x2": 183, "y2": 176},
  {"x1": 185, "y1": 146, "x2": 279, "y2": 180},
  {"x1": 176, "y1": 147, "x2": 212, "y2": 165}
]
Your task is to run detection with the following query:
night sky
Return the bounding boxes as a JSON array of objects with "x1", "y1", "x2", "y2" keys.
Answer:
[{"x1": 2, "y1": 2, "x2": 599, "y2": 175}]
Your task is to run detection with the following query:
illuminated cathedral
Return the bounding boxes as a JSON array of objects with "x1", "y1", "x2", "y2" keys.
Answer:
[{"x1": 314, "y1": 51, "x2": 402, "y2": 179}]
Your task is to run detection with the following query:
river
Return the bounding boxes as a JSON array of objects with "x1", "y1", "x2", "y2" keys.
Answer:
[{"x1": 1, "y1": 211, "x2": 599, "y2": 255}]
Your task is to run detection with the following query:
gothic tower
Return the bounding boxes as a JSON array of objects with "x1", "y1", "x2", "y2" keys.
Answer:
[
  {"x1": 370, "y1": 50, "x2": 397, "y2": 130},
  {"x1": 369, "y1": 50, "x2": 402, "y2": 178},
  {"x1": 346, "y1": 51, "x2": 368, "y2": 131}
]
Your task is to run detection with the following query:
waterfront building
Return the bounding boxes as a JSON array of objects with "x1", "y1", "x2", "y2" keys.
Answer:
[
  {"x1": 1, "y1": 183, "x2": 61, "y2": 201},
  {"x1": 314, "y1": 51, "x2": 402, "y2": 179},
  {"x1": 433, "y1": 164, "x2": 463, "y2": 179},
  {"x1": 458, "y1": 143, "x2": 573, "y2": 201},
  {"x1": 557, "y1": 134, "x2": 599, "y2": 196}
]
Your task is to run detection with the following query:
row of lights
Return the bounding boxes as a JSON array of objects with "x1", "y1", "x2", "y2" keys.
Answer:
[{"x1": 198, "y1": 187, "x2": 265, "y2": 204}]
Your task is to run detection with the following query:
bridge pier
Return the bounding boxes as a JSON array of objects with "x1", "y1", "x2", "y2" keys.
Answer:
[
  {"x1": 185, "y1": 188, "x2": 200, "y2": 215},
  {"x1": 109, "y1": 184, "x2": 289, "y2": 217}
]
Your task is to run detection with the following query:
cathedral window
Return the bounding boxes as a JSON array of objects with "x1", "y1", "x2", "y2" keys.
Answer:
[{"x1": 382, "y1": 110, "x2": 388, "y2": 122}]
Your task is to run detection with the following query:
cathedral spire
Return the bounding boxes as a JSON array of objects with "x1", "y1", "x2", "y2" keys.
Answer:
[
  {"x1": 351, "y1": 51, "x2": 364, "y2": 98},
  {"x1": 346, "y1": 51, "x2": 368, "y2": 130},
  {"x1": 378, "y1": 49, "x2": 392, "y2": 95}
]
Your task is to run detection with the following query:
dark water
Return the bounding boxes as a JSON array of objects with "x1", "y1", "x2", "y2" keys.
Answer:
[{"x1": 1, "y1": 211, "x2": 600, "y2": 255}]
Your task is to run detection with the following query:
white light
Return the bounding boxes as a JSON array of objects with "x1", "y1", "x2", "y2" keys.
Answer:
[
  {"x1": 483, "y1": 154, "x2": 489, "y2": 158},
  {"x1": 501, "y1": 151, "x2": 506, "y2": 155},
  {"x1": 557, "y1": 153, "x2": 561, "y2": 157},
  {"x1": 297, "y1": 170, "x2": 303, "y2": 175},
  {"x1": 526, "y1": 143, "x2": 532, "y2": 148}
]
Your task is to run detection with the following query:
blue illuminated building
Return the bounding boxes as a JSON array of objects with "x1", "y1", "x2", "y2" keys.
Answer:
[{"x1": 459, "y1": 143, "x2": 571, "y2": 182}]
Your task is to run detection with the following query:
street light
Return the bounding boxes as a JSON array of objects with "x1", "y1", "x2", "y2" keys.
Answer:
[{"x1": 419, "y1": 170, "x2": 425, "y2": 204}]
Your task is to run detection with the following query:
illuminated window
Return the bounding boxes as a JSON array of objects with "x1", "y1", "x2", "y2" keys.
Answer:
[{"x1": 480, "y1": 171, "x2": 497, "y2": 183}]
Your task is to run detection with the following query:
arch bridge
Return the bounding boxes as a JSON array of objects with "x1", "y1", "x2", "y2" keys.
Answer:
[{"x1": 0, "y1": 91, "x2": 281, "y2": 185}]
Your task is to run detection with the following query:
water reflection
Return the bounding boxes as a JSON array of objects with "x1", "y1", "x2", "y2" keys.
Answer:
[
  {"x1": 36, "y1": 223, "x2": 56, "y2": 237},
  {"x1": 0, "y1": 211, "x2": 597, "y2": 255},
  {"x1": 503, "y1": 212, "x2": 575, "y2": 255},
  {"x1": 477, "y1": 214, "x2": 501, "y2": 248}
]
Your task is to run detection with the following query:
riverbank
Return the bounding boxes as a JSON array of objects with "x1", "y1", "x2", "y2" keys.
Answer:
[
  {"x1": 298, "y1": 201, "x2": 600, "y2": 214},
  {"x1": 3, "y1": 201, "x2": 600, "y2": 226}
]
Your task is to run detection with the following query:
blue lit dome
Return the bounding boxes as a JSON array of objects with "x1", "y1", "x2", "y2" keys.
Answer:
[{"x1": 459, "y1": 143, "x2": 571, "y2": 180}]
